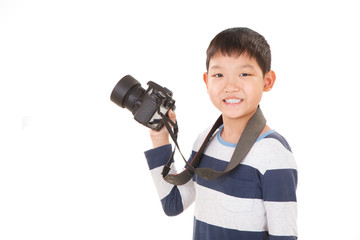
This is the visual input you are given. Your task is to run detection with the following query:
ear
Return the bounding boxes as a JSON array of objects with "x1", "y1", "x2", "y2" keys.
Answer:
[
  {"x1": 263, "y1": 70, "x2": 276, "y2": 92},
  {"x1": 203, "y1": 72, "x2": 209, "y2": 89}
]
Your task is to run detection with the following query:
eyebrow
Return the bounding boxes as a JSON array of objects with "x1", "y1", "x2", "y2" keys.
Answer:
[
  {"x1": 209, "y1": 64, "x2": 255, "y2": 71},
  {"x1": 238, "y1": 64, "x2": 255, "y2": 69}
]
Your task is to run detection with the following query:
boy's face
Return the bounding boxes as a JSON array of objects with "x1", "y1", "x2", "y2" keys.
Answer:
[{"x1": 203, "y1": 52, "x2": 275, "y2": 122}]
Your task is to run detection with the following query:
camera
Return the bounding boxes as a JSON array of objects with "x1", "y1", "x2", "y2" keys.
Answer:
[{"x1": 110, "y1": 75, "x2": 176, "y2": 131}]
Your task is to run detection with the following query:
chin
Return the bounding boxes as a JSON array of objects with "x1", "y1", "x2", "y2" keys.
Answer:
[{"x1": 223, "y1": 109, "x2": 256, "y2": 120}]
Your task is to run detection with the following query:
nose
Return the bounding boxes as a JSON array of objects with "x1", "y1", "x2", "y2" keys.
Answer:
[{"x1": 224, "y1": 76, "x2": 240, "y2": 93}]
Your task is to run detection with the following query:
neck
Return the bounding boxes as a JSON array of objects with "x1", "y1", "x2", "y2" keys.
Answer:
[
  {"x1": 221, "y1": 116, "x2": 250, "y2": 144},
  {"x1": 221, "y1": 110, "x2": 270, "y2": 144}
]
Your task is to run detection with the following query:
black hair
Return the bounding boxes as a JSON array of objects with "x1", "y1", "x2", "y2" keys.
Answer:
[{"x1": 206, "y1": 27, "x2": 271, "y2": 76}]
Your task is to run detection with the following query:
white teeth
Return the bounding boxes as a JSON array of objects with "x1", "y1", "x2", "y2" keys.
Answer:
[{"x1": 224, "y1": 99, "x2": 242, "y2": 104}]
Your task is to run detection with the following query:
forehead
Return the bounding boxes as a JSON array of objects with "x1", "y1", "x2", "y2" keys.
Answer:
[{"x1": 208, "y1": 51, "x2": 260, "y2": 71}]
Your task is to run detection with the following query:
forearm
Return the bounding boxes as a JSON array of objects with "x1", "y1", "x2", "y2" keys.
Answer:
[{"x1": 145, "y1": 145, "x2": 195, "y2": 216}]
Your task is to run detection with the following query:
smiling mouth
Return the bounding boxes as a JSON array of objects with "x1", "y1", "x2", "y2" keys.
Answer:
[{"x1": 223, "y1": 98, "x2": 243, "y2": 104}]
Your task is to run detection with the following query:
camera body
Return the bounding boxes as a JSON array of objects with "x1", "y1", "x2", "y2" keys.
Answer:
[{"x1": 110, "y1": 75, "x2": 175, "y2": 131}]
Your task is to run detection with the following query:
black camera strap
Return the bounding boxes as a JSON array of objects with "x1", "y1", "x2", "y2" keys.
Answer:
[{"x1": 161, "y1": 106, "x2": 266, "y2": 186}]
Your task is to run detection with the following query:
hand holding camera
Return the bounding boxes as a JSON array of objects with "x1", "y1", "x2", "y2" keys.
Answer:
[
  {"x1": 110, "y1": 75, "x2": 176, "y2": 131},
  {"x1": 149, "y1": 110, "x2": 176, "y2": 148}
]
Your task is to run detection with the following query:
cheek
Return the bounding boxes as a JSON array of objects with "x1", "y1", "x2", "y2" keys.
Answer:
[
  {"x1": 206, "y1": 82, "x2": 219, "y2": 96},
  {"x1": 206, "y1": 87, "x2": 222, "y2": 106},
  {"x1": 244, "y1": 82, "x2": 263, "y2": 100},
  {"x1": 207, "y1": 89, "x2": 217, "y2": 101}
]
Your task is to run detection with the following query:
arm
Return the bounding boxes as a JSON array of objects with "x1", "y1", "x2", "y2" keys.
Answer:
[
  {"x1": 257, "y1": 134, "x2": 298, "y2": 239},
  {"x1": 262, "y1": 168, "x2": 298, "y2": 239},
  {"x1": 145, "y1": 111, "x2": 195, "y2": 216}
]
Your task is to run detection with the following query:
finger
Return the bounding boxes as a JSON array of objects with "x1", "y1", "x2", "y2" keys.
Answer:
[{"x1": 168, "y1": 110, "x2": 176, "y2": 122}]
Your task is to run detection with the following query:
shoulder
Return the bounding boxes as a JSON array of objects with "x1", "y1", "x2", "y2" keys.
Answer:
[
  {"x1": 264, "y1": 131, "x2": 292, "y2": 152},
  {"x1": 192, "y1": 125, "x2": 220, "y2": 152},
  {"x1": 243, "y1": 131, "x2": 297, "y2": 174}
]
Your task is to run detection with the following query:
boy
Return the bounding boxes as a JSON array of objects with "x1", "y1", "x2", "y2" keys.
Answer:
[{"x1": 144, "y1": 27, "x2": 297, "y2": 240}]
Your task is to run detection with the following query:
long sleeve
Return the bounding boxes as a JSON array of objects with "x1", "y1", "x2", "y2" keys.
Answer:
[
  {"x1": 144, "y1": 144, "x2": 195, "y2": 216},
  {"x1": 260, "y1": 134, "x2": 298, "y2": 240},
  {"x1": 262, "y1": 169, "x2": 298, "y2": 239}
]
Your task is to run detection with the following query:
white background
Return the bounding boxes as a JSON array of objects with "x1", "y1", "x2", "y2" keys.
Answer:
[{"x1": 1, "y1": 0, "x2": 359, "y2": 239}]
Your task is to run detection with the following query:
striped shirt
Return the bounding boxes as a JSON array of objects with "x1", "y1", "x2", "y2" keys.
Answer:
[{"x1": 145, "y1": 127, "x2": 298, "y2": 240}]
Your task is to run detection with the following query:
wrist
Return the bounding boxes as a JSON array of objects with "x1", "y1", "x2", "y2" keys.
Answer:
[{"x1": 150, "y1": 134, "x2": 170, "y2": 148}]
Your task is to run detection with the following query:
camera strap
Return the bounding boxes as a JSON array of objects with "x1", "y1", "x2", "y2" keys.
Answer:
[{"x1": 161, "y1": 106, "x2": 266, "y2": 186}]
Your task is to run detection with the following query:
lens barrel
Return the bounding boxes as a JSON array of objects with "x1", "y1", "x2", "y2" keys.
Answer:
[{"x1": 110, "y1": 75, "x2": 145, "y2": 112}]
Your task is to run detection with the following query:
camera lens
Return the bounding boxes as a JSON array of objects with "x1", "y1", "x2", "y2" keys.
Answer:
[{"x1": 110, "y1": 75, "x2": 145, "y2": 112}]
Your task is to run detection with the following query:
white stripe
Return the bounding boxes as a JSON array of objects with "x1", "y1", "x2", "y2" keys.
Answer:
[
  {"x1": 192, "y1": 126, "x2": 212, "y2": 152},
  {"x1": 150, "y1": 165, "x2": 176, "y2": 200},
  {"x1": 150, "y1": 165, "x2": 195, "y2": 210},
  {"x1": 264, "y1": 201, "x2": 298, "y2": 236},
  {"x1": 194, "y1": 183, "x2": 267, "y2": 232},
  {"x1": 178, "y1": 180, "x2": 195, "y2": 210},
  {"x1": 193, "y1": 132, "x2": 297, "y2": 175},
  {"x1": 243, "y1": 139, "x2": 297, "y2": 174},
  {"x1": 202, "y1": 137, "x2": 233, "y2": 162},
  {"x1": 192, "y1": 127, "x2": 232, "y2": 161}
]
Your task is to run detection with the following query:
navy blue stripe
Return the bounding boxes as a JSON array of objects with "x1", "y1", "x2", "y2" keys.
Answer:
[
  {"x1": 193, "y1": 153, "x2": 263, "y2": 199},
  {"x1": 160, "y1": 186, "x2": 183, "y2": 216},
  {"x1": 265, "y1": 132, "x2": 292, "y2": 152},
  {"x1": 262, "y1": 169, "x2": 298, "y2": 202},
  {"x1": 269, "y1": 235, "x2": 297, "y2": 240},
  {"x1": 144, "y1": 144, "x2": 172, "y2": 170},
  {"x1": 193, "y1": 218, "x2": 269, "y2": 240}
]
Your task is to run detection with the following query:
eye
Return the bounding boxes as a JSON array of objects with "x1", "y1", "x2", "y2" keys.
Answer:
[
  {"x1": 212, "y1": 73, "x2": 223, "y2": 78},
  {"x1": 240, "y1": 73, "x2": 250, "y2": 77}
]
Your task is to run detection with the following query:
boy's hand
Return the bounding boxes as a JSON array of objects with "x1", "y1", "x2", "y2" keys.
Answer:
[{"x1": 149, "y1": 110, "x2": 176, "y2": 148}]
